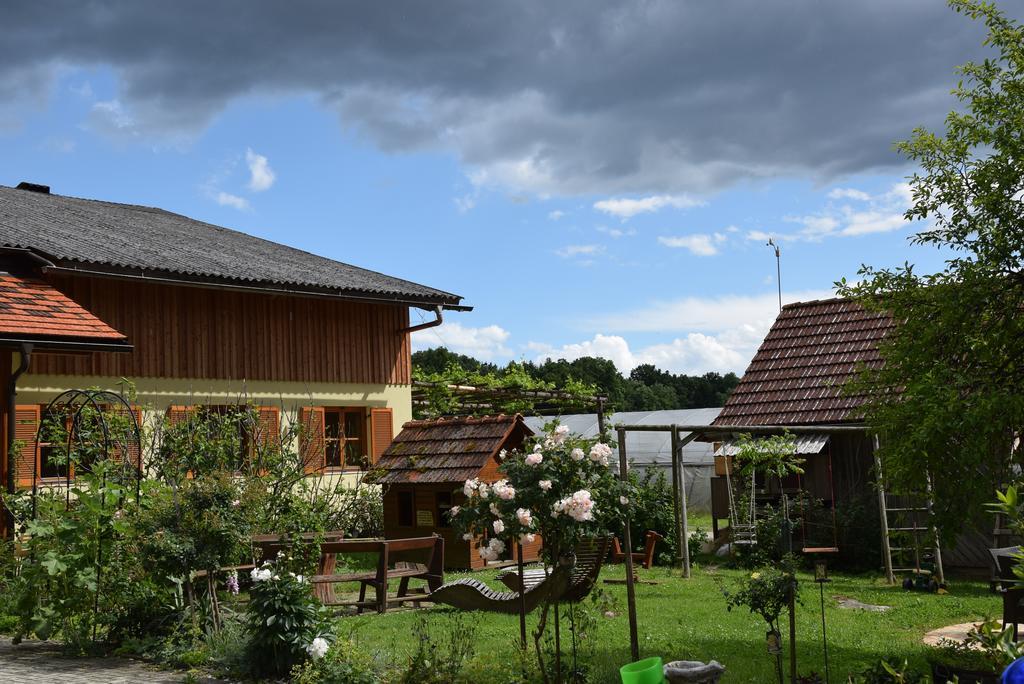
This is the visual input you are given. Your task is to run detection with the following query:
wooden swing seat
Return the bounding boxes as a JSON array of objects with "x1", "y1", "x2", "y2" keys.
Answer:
[
  {"x1": 802, "y1": 546, "x2": 839, "y2": 554},
  {"x1": 495, "y1": 536, "x2": 611, "y2": 603},
  {"x1": 428, "y1": 562, "x2": 572, "y2": 613}
]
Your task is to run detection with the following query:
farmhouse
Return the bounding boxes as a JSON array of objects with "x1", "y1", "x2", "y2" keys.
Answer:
[
  {"x1": 0, "y1": 181, "x2": 466, "y2": 508},
  {"x1": 366, "y1": 414, "x2": 538, "y2": 570}
]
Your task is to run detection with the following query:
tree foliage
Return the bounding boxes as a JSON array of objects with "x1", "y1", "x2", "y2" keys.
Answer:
[
  {"x1": 837, "y1": 0, "x2": 1024, "y2": 536},
  {"x1": 412, "y1": 348, "x2": 739, "y2": 414}
]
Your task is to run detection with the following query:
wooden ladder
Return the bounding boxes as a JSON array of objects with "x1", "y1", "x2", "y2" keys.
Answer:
[{"x1": 875, "y1": 447, "x2": 944, "y2": 585}]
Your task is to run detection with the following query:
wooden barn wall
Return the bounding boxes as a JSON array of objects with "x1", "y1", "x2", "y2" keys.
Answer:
[{"x1": 30, "y1": 276, "x2": 411, "y2": 385}]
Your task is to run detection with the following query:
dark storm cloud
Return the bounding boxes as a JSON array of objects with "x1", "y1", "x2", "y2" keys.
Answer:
[{"x1": 0, "y1": 1, "x2": 1000, "y2": 194}]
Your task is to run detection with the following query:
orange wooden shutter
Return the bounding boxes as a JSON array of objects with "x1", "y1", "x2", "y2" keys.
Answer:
[
  {"x1": 166, "y1": 405, "x2": 193, "y2": 426},
  {"x1": 14, "y1": 405, "x2": 40, "y2": 488},
  {"x1": 298, "y1": 407, "x2": 325, "y2": 474},
  {"x1": 255, "y1": 407, "x2": 281, "y2": 449},
  {"x1": 370, "y1": 408, "x2": 393, "y2": 464}
]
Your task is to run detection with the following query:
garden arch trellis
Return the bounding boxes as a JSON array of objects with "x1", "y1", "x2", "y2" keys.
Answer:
[{"x1": 27, "y1": 388, "x2": 144, "y2": 640}]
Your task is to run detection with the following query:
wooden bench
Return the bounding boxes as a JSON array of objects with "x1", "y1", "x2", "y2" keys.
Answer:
[{"x1": 257, "y1": 534, "x2": 444, "y2": 614}]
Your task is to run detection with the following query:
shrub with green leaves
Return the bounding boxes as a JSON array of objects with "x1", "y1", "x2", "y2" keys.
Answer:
[
  {"x1": 291, "y1": 637, "x2": 381, "y2": 684},
  {"x1": 244, "y1": 563, "x2": 329, "y2": 678}
]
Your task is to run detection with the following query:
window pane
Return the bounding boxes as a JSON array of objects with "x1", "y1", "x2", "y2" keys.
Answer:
[
  {"x1": 397, "y1": 491, "x2": 414, "y2": 527},
  {"x1": 436, "y1": 491, "x2": 453, "y2": 528},
  {"x1": 325, "y1": 410, "x2": 340, "y2": 439}
]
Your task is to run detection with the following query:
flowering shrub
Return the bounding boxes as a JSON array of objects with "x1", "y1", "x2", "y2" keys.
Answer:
[
  {"x1": 450, "y1": 423, "x2": 627, "y2": 567},
  {"x1": 244, "y1": 562, "x2": 329, "y2": 678},
  {"x1": 291, "y1": 637, "x2": 381, "y2": 684}
]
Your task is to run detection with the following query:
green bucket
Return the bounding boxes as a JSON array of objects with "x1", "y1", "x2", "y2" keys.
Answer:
[{"x1": 620, "y1": 656, "x2": 665, "y2": 684}]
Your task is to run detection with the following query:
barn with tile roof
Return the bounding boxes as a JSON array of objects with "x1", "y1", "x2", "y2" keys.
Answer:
[{"x1": 704, "y1": 298, "x2": 891, "y2": 558}]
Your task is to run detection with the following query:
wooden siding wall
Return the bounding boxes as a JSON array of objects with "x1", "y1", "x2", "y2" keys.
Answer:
[{"x1": 30, "y1": 276, "x2": 412, "y2": 385}]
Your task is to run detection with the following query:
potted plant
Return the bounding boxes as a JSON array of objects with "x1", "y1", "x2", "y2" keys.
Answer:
[
  {"x1": 718, "y1": 558, "x2": 799, "y2": 683},
  {"x1": 929, "y1": 618, "x2": 1024, "y2": 684}
]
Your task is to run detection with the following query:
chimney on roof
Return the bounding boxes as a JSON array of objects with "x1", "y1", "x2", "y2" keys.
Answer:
[{"x1": 16, "y1": 182, "x2": 50, "y2": 194}]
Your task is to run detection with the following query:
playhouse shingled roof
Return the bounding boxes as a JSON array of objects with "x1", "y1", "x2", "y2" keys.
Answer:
[
  {"x1": 367, "y1": 414, "x2": 534, "y2": 485},
  {"x1": 713, "y1": 297, "x2": 892, "y2": 426},
  {"x1": 0, "y1": 183, "x2": 464, "y2": 309}
]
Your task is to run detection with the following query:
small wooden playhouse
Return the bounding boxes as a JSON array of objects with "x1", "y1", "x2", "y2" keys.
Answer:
[{"x1": 367, "y1": 414, "x2": 539, "y2": 570}]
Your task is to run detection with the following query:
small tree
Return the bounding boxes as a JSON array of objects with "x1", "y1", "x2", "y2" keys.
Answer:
[
  {"x1": 449, "y1": 423, "x2": 626, "y2": 682},
  {"x1": 837, "y1": 0, "x2": 1024, "y2": 537}
]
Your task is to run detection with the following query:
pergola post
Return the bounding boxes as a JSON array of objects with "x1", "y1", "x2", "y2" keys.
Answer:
[{"x1": 617, "y1": 426, "x2": 640, "y2": 662}]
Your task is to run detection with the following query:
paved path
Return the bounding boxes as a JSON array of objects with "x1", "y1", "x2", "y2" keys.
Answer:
[{"x1": 0, "y1": 638, "x2": 188, "y2": 683}]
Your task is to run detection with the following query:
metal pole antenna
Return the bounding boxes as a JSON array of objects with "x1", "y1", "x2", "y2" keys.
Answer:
[{"x1": 767, "y1": 238, "x2": 782, "y2": 312}]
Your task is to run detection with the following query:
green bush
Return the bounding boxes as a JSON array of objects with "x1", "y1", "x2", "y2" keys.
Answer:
[
  {"x1": 244, "y1": 564, "x2": 328, "y2": 678},
  {"x1": 625, "y1": 468, "x2": 677, "y2": 564},
  {"x1": 291, "y1": 637, "x2": 382, "y2": 684}
]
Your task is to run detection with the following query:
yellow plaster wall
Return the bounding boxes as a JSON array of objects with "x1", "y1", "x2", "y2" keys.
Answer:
[
  {"x1": 16, "y1": 375, "x2": 410, "y2": 489},
  {"x1": 17, "y1": 374, "x2": 412, "y2": 427}
]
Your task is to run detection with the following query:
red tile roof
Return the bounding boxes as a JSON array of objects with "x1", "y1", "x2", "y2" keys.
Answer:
[
  {"x1": 0, "y1": 273, "x2": 127, "y2": 342},
  {"x1": 713, "y1": 298, "x2": 892, "y2": 426},
  {"x1": 367, "y1": 414, "x2": 533, "y2": 485}
]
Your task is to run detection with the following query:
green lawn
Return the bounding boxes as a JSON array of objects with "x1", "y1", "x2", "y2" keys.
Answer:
[{"x1": 336, "y1": 562, "x2": 998, "y2": 683}]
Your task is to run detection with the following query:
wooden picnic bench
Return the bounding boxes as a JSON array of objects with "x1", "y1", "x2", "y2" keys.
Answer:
[{"x1": 255, "y1": 534, "x2": 444, "y2": 614}]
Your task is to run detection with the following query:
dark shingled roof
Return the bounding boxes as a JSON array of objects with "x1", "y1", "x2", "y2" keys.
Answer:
[
  {"x1": 0, "y1": 184, "x2": 464, "y2": 308},
  {"x1": 367, "y1": 415, "x2": 533, "y2": 485},
  {"x1": 713, "y1": 298, "x2": 892, "y2": 426}
]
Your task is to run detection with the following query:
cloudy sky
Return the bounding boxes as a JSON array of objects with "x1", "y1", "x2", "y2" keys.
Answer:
[{"x1": 1, "y1": 1, "x2": 1012, "y2": 376}]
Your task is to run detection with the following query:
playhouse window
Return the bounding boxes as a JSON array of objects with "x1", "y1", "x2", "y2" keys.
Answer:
[
  {"x1": 436, "y1": 491, "x2": 453, "y2": 528},
  {"x1": 397, "y1": 490, "x2": 415, "y2": 527}
]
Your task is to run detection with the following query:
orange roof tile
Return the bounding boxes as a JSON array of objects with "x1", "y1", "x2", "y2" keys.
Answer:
[{"x1": 0, "y1": 273, "x2": 127, "y2": 342}]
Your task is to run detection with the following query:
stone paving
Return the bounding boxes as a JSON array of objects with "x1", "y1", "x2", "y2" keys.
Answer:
[
  {"x1": 922, "y1": 621, "x2": 988, "y2": 647},
  {"x1": 0, "y1": 638, "x2": 188, "y2": 683}
]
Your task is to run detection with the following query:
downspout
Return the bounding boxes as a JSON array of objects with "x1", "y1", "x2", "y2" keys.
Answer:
[
  {"x1": 6, "y1": 343, "x2": 31, "y2": 496},
  {"x1": 400, "y1": 305, "x2": 444, "y2": 334}
]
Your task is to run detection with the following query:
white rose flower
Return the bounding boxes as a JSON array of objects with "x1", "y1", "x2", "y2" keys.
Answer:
[
  {"x1": 620, "y1": 496, "x2": 629, "y2": 505},
  {"x1": 525, "y1": 452, "x2": 543, "y2": 466},
  {"x1": 307, "y1": 637, "x2": 330, "y2": 660},
  {"x1": 493, "y1": 519, "x2": 505, "y2": 534},
  {"x1": 539, "y1": 480, "x2": 552, "y2": 491},
  {"x1": 516, "y1": 508, "x2": 533, "y2": 527},
  {"x1": 570, "y1": 448, "x2": 585, "y2": 461}
]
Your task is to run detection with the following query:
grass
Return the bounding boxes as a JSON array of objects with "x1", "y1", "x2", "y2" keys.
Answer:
[{"x1": 333, "y1": 561, "x2": 999, "y2": 683}]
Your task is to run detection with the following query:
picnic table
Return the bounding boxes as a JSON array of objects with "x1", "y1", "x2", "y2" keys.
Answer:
[{"x1": 253, "y1": 534, "x2": 444, "y2": 614}]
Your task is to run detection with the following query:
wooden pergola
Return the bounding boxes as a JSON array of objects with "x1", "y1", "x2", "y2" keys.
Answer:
[{"x1": 411, "y1": 379, "x2": 608, "y2": 425}]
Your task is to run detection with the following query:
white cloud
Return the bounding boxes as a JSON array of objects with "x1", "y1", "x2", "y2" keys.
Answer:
[
  {"x1": 827, "y1": 187, "x2": 871, "y2": 201},
  {"x1": 749, "y1": 182, "x2": 913, "y2": 243},
  {"x1": 593, "y1": 194, "x2": 704, "y2": 220},
  {"x1": 657, "y1": 233, "x2": 726, "y2": 256},
  {"x1": 527, "y1": 332, "x2": 748, "y2": 376},
  {"x1": 526, "y1": 288, "x2": 834, "y2": 374},
  {"x1": 245, "y1": 148, "x2": 276, "y2": 191},
  {"x1": 548, "y1": 209, "x2": 565, "y2": 220},
  {"x1": 555, "y1": 244, "x2": 603, "y2": 258},
  {"x1": 412, "y1": 322, "x2": 512, "y2": 361},
  {"x1": 454, "y1": 194, "x2": 476, "y2": 213},
  {"x1": 87, "y1": 99, "x2": 140, "y2": 137},
  {"x1": 215, "y1": 191, "x2": 250, "y2": 211},
  {"x1": 596, "y1": 225, "x2": 636, "y2": 239},
  {"x1": 586, "y1": 289, "x2": 834, "y2": 334}
]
